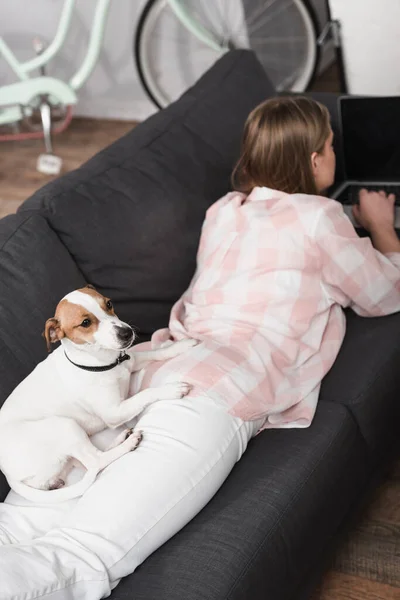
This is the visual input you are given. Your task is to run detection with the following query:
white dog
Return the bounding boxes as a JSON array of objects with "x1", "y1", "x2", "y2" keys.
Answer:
[{"x1": 0, "y1": 285, "x2": 195, "y2": 503}]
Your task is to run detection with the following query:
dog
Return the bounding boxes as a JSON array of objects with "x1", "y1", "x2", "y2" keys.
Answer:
[{"x1": 0, "y1": 285, "x2": 196, "y2": 503}]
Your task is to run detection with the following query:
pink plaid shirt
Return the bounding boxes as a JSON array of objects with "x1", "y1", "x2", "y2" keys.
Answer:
[{"x1": 134, "y1": 187, "x2": 400, "y2": 429}]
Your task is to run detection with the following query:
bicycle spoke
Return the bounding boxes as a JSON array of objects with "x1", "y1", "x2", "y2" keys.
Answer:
[
  {"x1": 234, "y1": 35, "x2": 306, "y2": 44},
  {"x1": 198, "y1": 0, "x2": 221, "y2": 40},
  {"x1": 194, "y1": 2, "x2": 221, "y2": 41},
  {"x1": 224, "y1": 0, "x2": 241, "y2": 43},
  {"x1": 222, "y1": 0, "x2": 234, "y2": 45},
  {"x1": 233, "y1": 18, "x2": 246, "y2": 41},
  {"x1": 227, "y1": 1, "x2": 249, "y2": 46},
  {"x1": 149, "y1": 27, "x2": 203, "y2": 46},
  {"x1": 215, "y1": 0, "x2": 229, "y2": 42},
  {"x1": 263, "y1": 55, "x2": 300, "y2": 66},
  {"x1": 247, "y1": 1, "x2": 295, "y2": 36},
  {"x1": 230, "y1": 20, "x2": 247, "y2": 44},
  {"x1": 197, "y1": 1, "x2": 217, "y2": 26},
  {"x1": 244, "y1": 0, "x2": 281, "y2": 30},
  {"x1": 263, "y1": 63, "x2": 290, "y2": 74}
]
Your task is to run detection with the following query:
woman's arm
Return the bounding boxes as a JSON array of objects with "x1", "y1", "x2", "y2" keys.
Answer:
[
  {"x1": 370, "y1": 226, "x2": 400, "y2": 254},
  {"x1": 315, "y1": 197, "x2": 400, "y2": 317}
]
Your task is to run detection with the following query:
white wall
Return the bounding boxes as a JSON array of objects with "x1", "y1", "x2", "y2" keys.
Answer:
[
  {"x1": 1, "y1": 0, "x2": 330, "y2": 122},
  {"x1": 329, "y1": 0, "x2": 400, "y2": 95}
]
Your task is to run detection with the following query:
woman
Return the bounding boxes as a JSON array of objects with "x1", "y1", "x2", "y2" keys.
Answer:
[{"x1": 1, "y1": 96, "x2": 400, "y2": 599}]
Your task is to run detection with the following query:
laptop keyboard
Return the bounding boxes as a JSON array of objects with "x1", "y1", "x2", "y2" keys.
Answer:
[{"x1": 338, "y1": 184, "x2": 400, "y2": 205}]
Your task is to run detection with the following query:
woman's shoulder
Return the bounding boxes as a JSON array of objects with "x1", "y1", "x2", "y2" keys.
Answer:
[
  {"x1": 290, "y1": 192, "x2": 333, "y2": 208},
  {"x1": 288, "y1": 193, "x2": 348, "y2": 237},
  {"x1": 205, "y1": 191, "x2": 246, "y2": 219},
  {"x1": 290, "y1": 193, "x2": 346, "y2": 218},
  {"x1": 204, "y1": 189, "x2": 346, "y2": 231}
]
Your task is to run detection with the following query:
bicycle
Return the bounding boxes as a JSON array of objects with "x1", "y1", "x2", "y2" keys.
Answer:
[
  {"x1": 0, "y1": 0, "x2": 345, "y2": 173},
  {"x1": 134, "y1": 0, "x2": 346, "y2": 110}
]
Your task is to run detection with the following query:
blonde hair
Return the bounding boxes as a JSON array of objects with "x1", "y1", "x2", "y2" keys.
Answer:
[{"x1": 232, "y1": 96, "x2": 331, "y2": 195}]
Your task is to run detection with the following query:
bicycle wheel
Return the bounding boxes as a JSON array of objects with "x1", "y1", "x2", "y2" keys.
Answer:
[{"x1": 135, "y1": 0, "x2": 320, "y2": 109}]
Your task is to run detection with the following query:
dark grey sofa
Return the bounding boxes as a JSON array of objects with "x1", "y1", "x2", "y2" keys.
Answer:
[{"x1": 0, "y1": 50, "x2": 399, "y2": 600}]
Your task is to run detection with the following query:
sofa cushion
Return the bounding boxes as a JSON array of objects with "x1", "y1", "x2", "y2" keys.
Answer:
[
  {"x1": 319, "y1": 309, "x2": 400, "y2": 459},
  {"x1": 113, "y1": 402, "x2": 368, "y2": 600},
  {"x1": 19, "y1": 50, "x2": 275, "y2": 340},
  {"x1": 0, "y1": 213, "x2": 86, "y2": 409}
]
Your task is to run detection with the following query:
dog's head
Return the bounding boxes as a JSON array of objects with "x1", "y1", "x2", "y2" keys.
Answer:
[{"x1": 43, "y1": 285, "x2": 134, "y2": 352}]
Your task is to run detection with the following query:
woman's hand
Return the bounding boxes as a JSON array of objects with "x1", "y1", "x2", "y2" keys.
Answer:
[
  {"x1": 352, "y1": 189, "x2": 400, "y2": 254},
  {"x1": 352, "y1": 188, "x2": 395, "y2": 233}
]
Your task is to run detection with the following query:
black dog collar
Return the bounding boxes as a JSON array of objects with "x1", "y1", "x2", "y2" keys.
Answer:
[{"x1": 64, "y1": 351, "x2": 130, "y2": 372}]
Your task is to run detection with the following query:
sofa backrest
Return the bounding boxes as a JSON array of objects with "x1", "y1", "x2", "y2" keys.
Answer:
[{"x1": 19, "y1": 50, "x2": 275, "y2": 340}]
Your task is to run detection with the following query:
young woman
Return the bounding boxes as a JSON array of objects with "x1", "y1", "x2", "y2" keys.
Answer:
[{"x1": 1, "y1": 97, "x2": 400, "y2": 599}]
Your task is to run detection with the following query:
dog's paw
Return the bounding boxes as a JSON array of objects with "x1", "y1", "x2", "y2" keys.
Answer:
[
  {"x1": 159, "y1": 339, "x2": 174, "y2": 349},
  {"x1": 48, "y1": 477, "x2": 65, "y2": 490},
  {"x1": 122, "y1": 427, "x2": 134, "y2": 440},
  {"x1": 157, "y1": 382, "x2": 192, "y2": 400},
  {"x1": 125, "y1": 429, "x2": 143, "y2": 451}
]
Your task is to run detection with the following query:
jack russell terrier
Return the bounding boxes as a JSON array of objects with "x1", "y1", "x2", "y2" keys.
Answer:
[{"x1": 0, "y1": 285, "x2": 195, "y2": 503}]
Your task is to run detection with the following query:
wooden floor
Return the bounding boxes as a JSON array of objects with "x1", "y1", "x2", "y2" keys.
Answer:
[
  {"x1": 0, "y1": 63, "x2": 399, "y2": 599},
  {"x1": 0, "y1": 118, "x2": 137, "y2": 218},
  {"x1": 313, "y1": 456, "x2": 400, "y2": 600}
]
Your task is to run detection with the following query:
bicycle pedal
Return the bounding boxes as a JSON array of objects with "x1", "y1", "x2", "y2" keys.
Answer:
[{"x1": 36, "y1": 153, "x2": 62, "y2": 175}]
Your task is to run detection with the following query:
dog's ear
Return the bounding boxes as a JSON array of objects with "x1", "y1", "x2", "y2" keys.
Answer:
[
  {"x1": 42, "y1": 318, "x2": 64, "y2": 352},
  {"x1": 85, "y1": 284, "x2": 96, "y2": 291}
]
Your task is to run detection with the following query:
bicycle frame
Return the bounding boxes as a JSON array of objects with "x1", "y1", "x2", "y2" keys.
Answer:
[{"x1": 0, "y1": 0, "x2": 111, "y2": 126}]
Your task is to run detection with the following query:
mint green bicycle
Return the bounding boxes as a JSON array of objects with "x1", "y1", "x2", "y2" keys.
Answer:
[{"x1": 0, "y1": 0, "x2": 328, "y2": 171}]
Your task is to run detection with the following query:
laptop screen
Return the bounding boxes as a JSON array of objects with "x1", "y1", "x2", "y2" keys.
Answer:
[{"x1": 340, "y1": 96, "x2": 400, "y2": 182}]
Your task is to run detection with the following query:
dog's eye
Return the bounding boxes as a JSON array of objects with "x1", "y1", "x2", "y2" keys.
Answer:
[
  {"x1": 81, "y1": 319, "x2": 91, "y2": 328},
  {"x1": 106, "y1": 300, "x2": 113, "y2": 310}
]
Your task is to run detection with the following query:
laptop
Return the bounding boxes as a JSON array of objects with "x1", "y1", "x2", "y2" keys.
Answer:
[{"x1": 332, "y1": 96, "x2": 400, "y2": 229}]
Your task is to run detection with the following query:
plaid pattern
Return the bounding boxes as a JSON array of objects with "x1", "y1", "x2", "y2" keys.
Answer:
[{"x1": 134, "y1": 187, "x2": 400, "y2": 429}]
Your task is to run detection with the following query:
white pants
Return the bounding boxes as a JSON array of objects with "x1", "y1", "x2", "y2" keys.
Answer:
[{"x1": 0, "y1": 396, "x2": 262, "y2": 600}]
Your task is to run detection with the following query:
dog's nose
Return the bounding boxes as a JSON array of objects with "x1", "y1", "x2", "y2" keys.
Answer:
[{"x1": 116, "y1": 326, "x2": 134, "y2": 343}]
